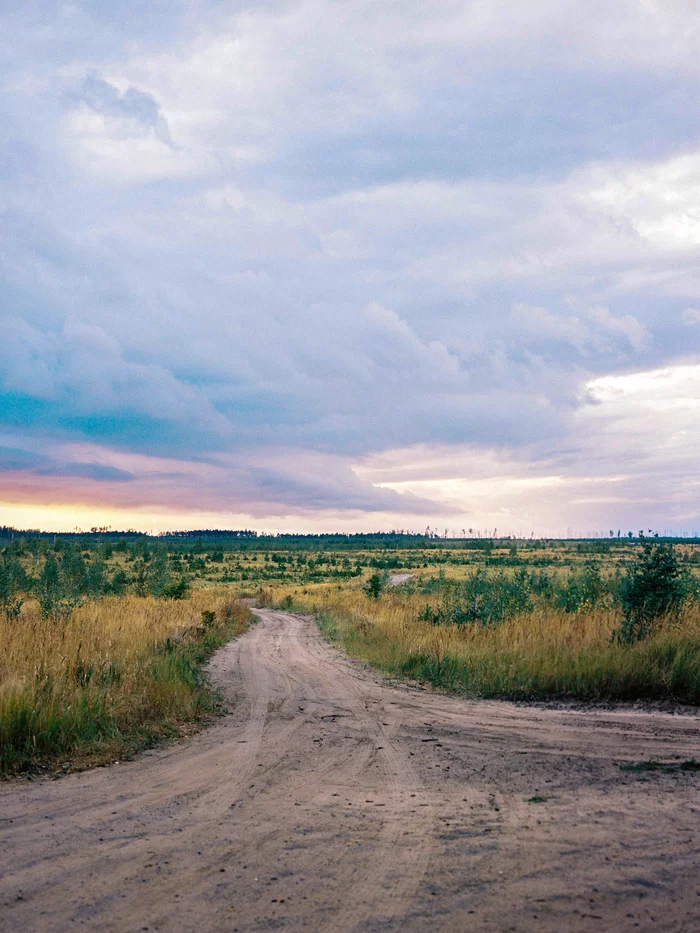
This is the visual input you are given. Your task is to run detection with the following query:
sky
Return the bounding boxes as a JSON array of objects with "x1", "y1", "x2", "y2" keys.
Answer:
[{"x1": 1, "y1": 0, "x2": 699, "y2": 536}]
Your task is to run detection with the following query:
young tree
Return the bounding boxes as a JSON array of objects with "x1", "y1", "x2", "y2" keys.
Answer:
[
  {"x1": 0, "y1": 552, "x2": 25, "y2": 621},
  {"x1": 364, "y1": 570, "x2": 389, "y2": 599},
  {"x1": 616, "y1": 535, "x2": 686, "y2": 643}
]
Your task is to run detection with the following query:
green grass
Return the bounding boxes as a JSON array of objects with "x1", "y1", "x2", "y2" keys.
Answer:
[{"x1": 620, "y1": 759, "x2": 700, "y2": 774}]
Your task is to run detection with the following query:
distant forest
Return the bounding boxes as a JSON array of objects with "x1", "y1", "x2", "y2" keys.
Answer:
[{"x1": 1, "y1": 525, "x2": 698, "y2": 553}]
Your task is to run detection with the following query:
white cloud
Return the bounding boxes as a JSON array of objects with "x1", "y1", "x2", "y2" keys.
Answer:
[{"x1": 584, "y1": 150, "x2": 700, "y2": 251}]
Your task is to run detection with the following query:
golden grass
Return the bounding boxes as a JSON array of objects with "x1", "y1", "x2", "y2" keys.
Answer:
[
  {"x1": 281, "y1": 585, "x2": 700, "y2": 704},
  {"x1": 0, "y1": 590, "x2": 250, "y2": 775}
]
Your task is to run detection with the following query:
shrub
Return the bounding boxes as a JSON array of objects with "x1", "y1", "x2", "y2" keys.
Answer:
[
  {"x1": 615, "y1": 536, "x2": 687, "y2": 643},
  {"x1": 422, "y1": 569, "x2": 533, "y2": 626},
  {"x1": 201, "y1": 609, "x2": 216, "y2": 627},
  {"x1": 37, "y1": 552, "x2": 84, "y2": 622},
  {"x1": 110, "y1": 569, "x2": 129, "y2": 595},
  {"x1": 528, "y1": 570, "x2": 555, "y2": 599},
  {"x1": 364, "y1": 570, "x2": 389, "y2": 599},
  {"x1": 0, "y1": 552, "x2": 25, "y2": 621},
  {"x1": 556, "y1": 563, "x2": 607, "y2": 613},
  {"x1": 160, "y1": 576, "x2": 191, "y2": 600},
  {"x1": 256, "y1": 588, "x2": 274, "y2": 607}
]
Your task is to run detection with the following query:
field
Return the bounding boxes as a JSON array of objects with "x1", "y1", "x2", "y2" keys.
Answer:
[
  {"x1": 2, "y1": 530, "x2": 700, "y2": 931},
  {"x1": 0, "y1": 584, "x2": 250, "y2": 774},
  {"x1": 1, "y1": 530, "x2": 699, "y2": 774}
]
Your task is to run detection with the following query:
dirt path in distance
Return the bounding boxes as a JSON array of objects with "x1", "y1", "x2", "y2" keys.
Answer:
[
  {"x1": 388, "y1": 572, "x2": 413, "y2": 585},
  {"x1": 1, "y1": 609, "x2": 699, "y2": 932}
]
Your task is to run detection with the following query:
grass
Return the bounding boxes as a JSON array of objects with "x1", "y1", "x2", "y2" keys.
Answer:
[
  {"x1": 280, "y1": 586, "x2": 700, "y2": 704},
  {"x1": 620, "y1": 759, "x2": 700, "y2": 774},
  {"x1": 0, "y1": 591, "x2": 251, "y2": 776}
]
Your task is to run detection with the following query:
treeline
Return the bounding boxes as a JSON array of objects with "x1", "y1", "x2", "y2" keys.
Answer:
[{"x1": 4, "y1": 524, "x2": 699, "y2": 553}]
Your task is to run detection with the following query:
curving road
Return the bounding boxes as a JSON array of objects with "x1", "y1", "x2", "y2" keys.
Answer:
[{"x1": 1, "y1": 609, "x2": 699, "y2": 932}]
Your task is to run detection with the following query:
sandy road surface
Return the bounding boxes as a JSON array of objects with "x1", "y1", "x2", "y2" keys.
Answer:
[{"x1": 1, "y1": 610, "x2": 699, "y2": 933}]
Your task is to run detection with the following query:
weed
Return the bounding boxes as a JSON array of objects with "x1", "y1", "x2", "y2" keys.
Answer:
[{"x1": 620, "y1": 758, "x2": 700, "y2": 774}]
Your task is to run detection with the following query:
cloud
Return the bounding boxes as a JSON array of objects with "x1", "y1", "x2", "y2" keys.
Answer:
[
  {"x1": 510, "y1": 302, "x2": 648, "y2": 358},
  {"x1": 0, "y1": 445, "x2": 135, "y2": 482},
  {"x1": 68, "y1": 72, "x2": 173, "y2": 146},
  {"x1": 1, "y1": 1, "x2": 699, "y2": 531}
]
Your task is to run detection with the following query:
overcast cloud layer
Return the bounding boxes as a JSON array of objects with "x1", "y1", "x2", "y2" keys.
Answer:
[{"x1": 1, "y1": 1, "x2": 699, "y2": 534}]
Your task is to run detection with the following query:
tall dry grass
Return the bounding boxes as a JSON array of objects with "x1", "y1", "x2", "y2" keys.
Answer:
[
  {"x1": 0, "y1": 590, "x2": 250, "y2": 774},
  {"x1": 284, "y1": 586, "x2": 700, "y2": 703}
]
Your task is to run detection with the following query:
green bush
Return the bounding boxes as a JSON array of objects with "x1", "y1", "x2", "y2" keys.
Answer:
[
  {"x1": 364, "y1": 570, "x2": 389, "y2": 599},
  {"x1": 615, "y1": 536, "x2": 687, "y2": 643},
  {"x1": 421, "y1": 569, "x2": 533, "y2": 626},
  {"x1": 0, "y1": 552, "x2": 25, "y2": 621},
  {"x1": 556, "y1": 563, "x2": 608, "y2": 613},
  {"x1": 160, "y1": 576, "x2": 191, "y2": 600},
  {"x1": 37, "y1": 552, "x2": 84, "y2": 622}
]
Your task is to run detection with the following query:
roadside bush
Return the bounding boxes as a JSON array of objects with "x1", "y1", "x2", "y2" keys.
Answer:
[
  {"x1": 364, "y1": 570, "x2": 390, "y2": 599},
  {"x1": 421, "y1": 569, "x2": 533, "y2": 626},
  {"x1": 556, "y1": 563, "x2": 608, "y2": 613},
  {"x1": 615, "y1": 536, "x2": 687, "y2": 643},
  {"x1": 256, "y1": 588, "x2": 274, "y2": 607}
]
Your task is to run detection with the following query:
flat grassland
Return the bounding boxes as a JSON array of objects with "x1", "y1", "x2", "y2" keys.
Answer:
[{"x1": 1, "y1": 532, "x2": 699, "y2": 774}]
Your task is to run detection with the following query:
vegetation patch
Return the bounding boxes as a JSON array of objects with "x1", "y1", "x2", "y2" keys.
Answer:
[
  {"x1": 0, "y1": 592, "x2": 251, "y2": 776},
  {"x1": 620, "y1": 759, "x2": 700, "y2": 774},
  {"x1": 2, "y1": 529, "x2": 699, "y2": 774},
  {"x1": 282, "y1": 539, "x2": 700, "y2": 704}
]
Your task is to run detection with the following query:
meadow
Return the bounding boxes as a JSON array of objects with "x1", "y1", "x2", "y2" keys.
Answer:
[
  {"x1": 0, "y1": 579, "x2": 250, "y2": 774},
  {"x1": 1, "y1": 529, "x2": 699, "y2": 774}
]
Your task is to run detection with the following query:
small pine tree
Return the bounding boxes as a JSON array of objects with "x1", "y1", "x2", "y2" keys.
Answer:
[
  {"x1": 0, "y1": 552, "x2": 25, "y2": 621},
  {"x1": 38, "y1": 552, "x2": 83, "y2": 622},
  {"x1": 615, "y1": 535, "x2": 686, "y2": 643},
  {"x1": 38, "y1": 552, "x2": 61, "y2": 618},
  {"x1": 364, "y1": 570, "x2": 389, "y2": 599}
]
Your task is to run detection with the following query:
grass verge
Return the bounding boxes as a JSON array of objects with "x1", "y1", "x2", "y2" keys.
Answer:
[
  {"x1": 620, "y1": 759, "x2": 700, "y2": 774},
  {"x1": 282, "y1": 587, "x2": 700, "y2": 704},
  {"x1": 0, "y1": 591, "x2": 251, "y2": 776}
]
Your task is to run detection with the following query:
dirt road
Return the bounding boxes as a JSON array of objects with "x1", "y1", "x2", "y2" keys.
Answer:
[
  {"x1": 1, "y1": 609, "x2": 699, "y2": 932},
  {"x1": 388, "y1": 573, "x2": 413, "y2": 586}
]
